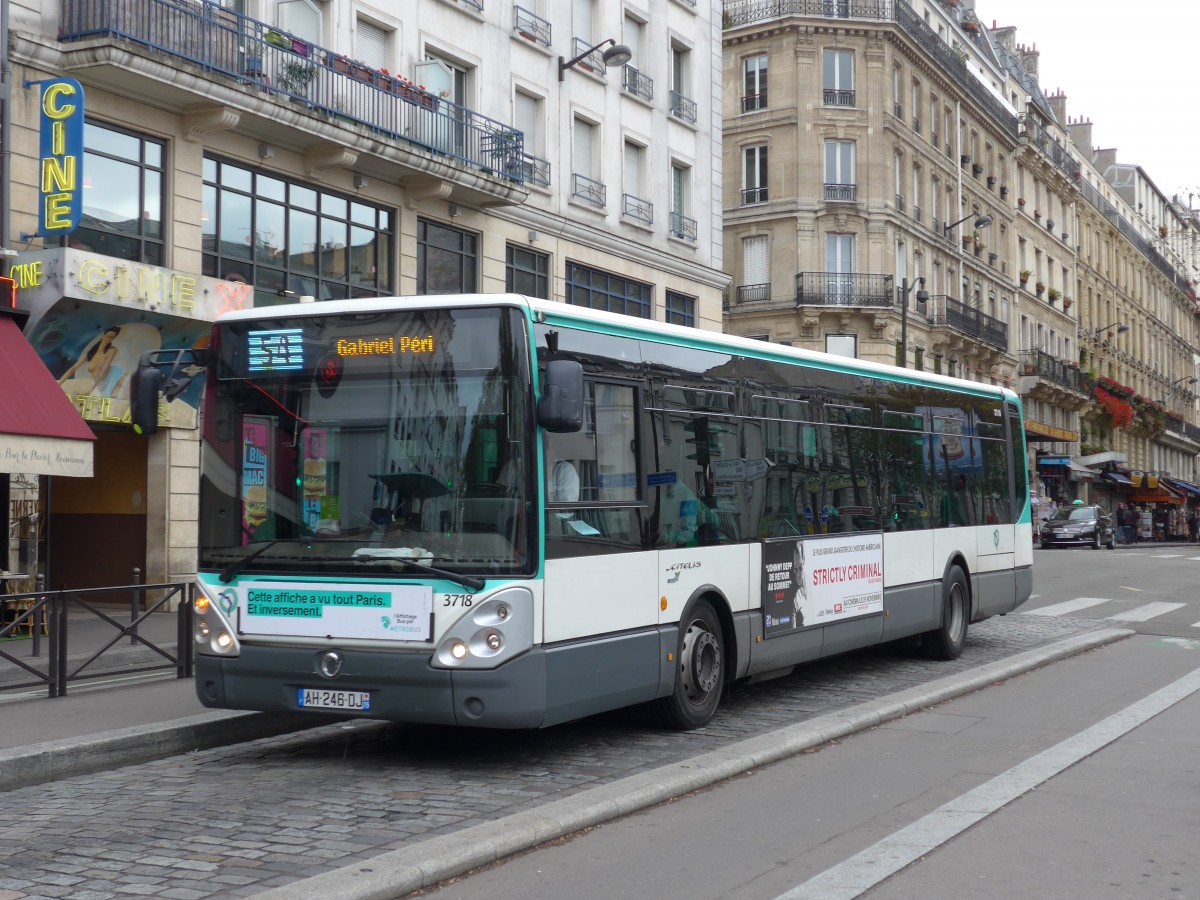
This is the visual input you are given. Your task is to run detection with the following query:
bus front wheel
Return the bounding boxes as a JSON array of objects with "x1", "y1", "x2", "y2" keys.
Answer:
[
  {"x1": 923, "y1": 567, "x2": 968, "y2": 660},
  {"x1": 657, "y1": 599, "x2": 724, "y2": 730}
]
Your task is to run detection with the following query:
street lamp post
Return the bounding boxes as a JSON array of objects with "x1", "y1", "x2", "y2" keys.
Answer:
[
  {"x1": 559, "y1": 39, "x2": 632, "y2": 80},
  {"x1": 897, "y1": 276, "x2": 929, "y2": 369},
  {"x1": 1093, "y1": 323, "x2": 1130, "y2": 340}
]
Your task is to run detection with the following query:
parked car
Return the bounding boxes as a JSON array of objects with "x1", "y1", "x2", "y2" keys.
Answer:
[{"x1": 1040, "y1": 504, "x2": 1115, "y2": 549}]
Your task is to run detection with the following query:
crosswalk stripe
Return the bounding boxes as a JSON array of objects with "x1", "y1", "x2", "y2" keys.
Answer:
[
  {"x1": 1189, "y1": 557, "x2": 1200, "y2": 562},
  {"x1": 1106, "y1": 602, "x2": 1187, "y2": 622},
  {"x1": 1149, "y1": 554, "x2": 1183, "y2": 559},
  {"x1": 1022, "y1": 597, "x2": 1110, "y2": 616}
]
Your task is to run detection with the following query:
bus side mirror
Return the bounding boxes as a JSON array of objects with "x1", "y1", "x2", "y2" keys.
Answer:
[
  {"x1": 129, "y1": 363, "x2": 163, "y2": 435},
  {"x1": 537, "y1": 359, "x2": 583, "y2": 433}
]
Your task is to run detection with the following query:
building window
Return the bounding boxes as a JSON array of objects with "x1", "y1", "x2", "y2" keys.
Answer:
[
  {"x1": 506, "y1": 243, "x2": 549, "y2": 298},
  {"x1": 670, "y1": 163, "x2": 696, "y2": 241},
  {"x1": 55, "y1": 121, "x2": 166, "y2": 264},
  {"x1": 822, "y1": 49, "x2": 854, "y2": 106},
  {"x1": 566, "y1": 261, "x2": 651, "y2": 319},
  {"x1": 572, "y1": 117, "x2": 605, "y2": 207},
  {"x1": 202, "y1": 156, "x2": 393, "y2": 303},
  {"x1": 417, "y1": 218, "x2": 477, "y2": 295},
  {"x1": 742, "y1": 144, "x2": 768, "y2": 204},
  {"x1": 743, "y1": 54, "x2": 768, "y2": 112},
  {"x1": 665, "y1": 290, "x2": 695, "y2": 327},
  {"x1": 622, "y1": 141, "x2": 652, "y2": 224},
  {"x1": 669, "y1": 43, "x2": 696, "y2": 124},
  {"x1": 355, "y1": 18, "x2": 389, "y2": 69},
  {"x1": 826, "y1": 334, "x2": 857, "y2": 358},
  {"x1": 513, "y1": 90, "x2": 549, "y2": 188},
  {"x1": 823, "y1": 141, "x2": 855, "y2": 201}
]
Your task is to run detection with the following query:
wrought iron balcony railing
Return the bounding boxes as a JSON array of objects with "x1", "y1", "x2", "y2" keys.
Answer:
[
  {"x1": 513, "y1": 5, "x2": 551, "y2": 46},
  {"x1": 59, "y1": 0, "x2": 526, "y2": 183},
  {"x1": 670, "y1": 91, "x2": 698, "y2": 124},
  {"x1": 823, "y1": 88, "x2": 855, "y2": 106},
  {"x1": 742, "y1": 92, "x2": 768, "y2": 111},
  {"x1": 623, "y1": 193, "x2": 653, "y2": 225},
  {"x1": 623, "y1": 66, "x2": 654, "y2": 101},
  {"x1": 723, "y1": 0, "x2": 896, "y2": 28},
  {"x1": 670, "y1": 211, "x2": 698, "y2": 242},
  {"x1": 737, "y1": 283, "x2": 771, "y2": 304},
  {"x1": 795, "y1": 272, "x2": 894, "y2": 307},
  {"x1": 572, "y1": 173, "x2": 606, "y2": 207},
  {"x1": 742, "y1": 186, "x2": 769, "y2": 204},
  {"x1": 824, "y1": 183, "x2": 857, "y2": 201},
  {"x1": 931, "y1": 296, "x2": 1008, "y2": 351},
  {"x1": 519, "y1": 153, "x2": 551, "y2": 189},
  {"x1": 1018, "y1": 349, "x2": 1091, "y2": 393}
]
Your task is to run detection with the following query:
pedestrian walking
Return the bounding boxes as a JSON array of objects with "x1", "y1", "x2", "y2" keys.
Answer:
[{"x1": 1188, "y1": 508, "x2": 1198, "y2": 543}]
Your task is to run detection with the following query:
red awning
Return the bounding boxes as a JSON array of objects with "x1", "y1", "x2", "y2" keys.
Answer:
[{"x1": 0, "y1": 312, "x2": 95, "y2": 477}]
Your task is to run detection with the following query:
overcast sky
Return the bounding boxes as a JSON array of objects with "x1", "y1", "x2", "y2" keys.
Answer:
[{"x1": 981, "y1": 1, "x2": 1198, "y2": 209}]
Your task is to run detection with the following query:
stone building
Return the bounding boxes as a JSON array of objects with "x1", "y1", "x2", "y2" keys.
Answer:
[
  {"x1": 721, "y1": 0, "x2": 1199, "y2": 504},
  {"x1": 1, "y1": 0, "x2": 726, "y2": 591}
]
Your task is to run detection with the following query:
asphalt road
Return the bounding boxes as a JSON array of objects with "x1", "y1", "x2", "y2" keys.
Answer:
[{"x1": 2, "y1": 548, "x2": 1187, "y2": 898}]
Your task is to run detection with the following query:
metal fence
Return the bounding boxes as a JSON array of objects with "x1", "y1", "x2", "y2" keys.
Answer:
[
  {"x1": 0, "y1": 580, "x2": 193, "y2": 698},
  {"x1": 59, "y1": 0, "x2": 525, "y2": 181},
  {"x1": 795, "y1": 272, "x2": 894, "y2": 307},
  {"x1": 931, "y1": 296, "x2": 1008, "y2": 351}
]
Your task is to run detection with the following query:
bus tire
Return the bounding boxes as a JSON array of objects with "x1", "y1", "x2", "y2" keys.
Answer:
[
  {"x1": 924, "y1": 567, "x2": 968, "y2": 660},
  {"x1": 657, "y1": 599, "x2": 724, "y2": 730}
]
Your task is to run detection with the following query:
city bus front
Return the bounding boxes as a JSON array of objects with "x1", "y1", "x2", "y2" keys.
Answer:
[{"x1": 193, "y1": 298, "x2": 552, "y2": 727}]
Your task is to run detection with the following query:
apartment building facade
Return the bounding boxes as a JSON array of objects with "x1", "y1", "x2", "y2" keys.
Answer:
[
  {"x1": 721, "y1": 0, "x2": 1199, "y2": 505},
  {"x1": 2, "y1": 0, "x2": 726, "y2": 591}
]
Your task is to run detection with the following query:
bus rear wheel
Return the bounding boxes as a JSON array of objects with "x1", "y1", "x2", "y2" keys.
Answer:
[
  {"x1": 923, "y1": 567, "x2": 968, "y2": 660},
  {"x1": 657, "y1": 599, "x2": 724, "y2": 730}
]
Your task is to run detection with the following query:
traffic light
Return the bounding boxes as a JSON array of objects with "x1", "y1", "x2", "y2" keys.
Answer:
[{"x1": 129, "y1": 364, "x2": 163, "y2": 435}]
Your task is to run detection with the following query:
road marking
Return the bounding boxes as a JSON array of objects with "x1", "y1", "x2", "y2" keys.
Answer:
[
  {"x1": 1022, "y1": 597, "x2": 1110, "y2": 616},
  {"x1": 775, "y1": 665, "x2": 1200, "y2": 900},
  {"x1": 1121, "y1": 586, "x2": 1142, "y2": 592},
  {"x1": 1189, "y1": 557, "x2": 1200, "y2": 562},
  {"x1": 1106, "y1": 602, "x2": 1187, "y2": 622},
  {"x1": 1149, "y1": 554, "x2": 1183, "y2": 559}
]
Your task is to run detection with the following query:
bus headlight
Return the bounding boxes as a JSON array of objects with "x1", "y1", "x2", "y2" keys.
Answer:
[
  {"x1": 433, "y1": 587, "x2": 533, "y2": 669},
  {"x1": 194, "y1": 582, "x2": 241, "y2": 657}
]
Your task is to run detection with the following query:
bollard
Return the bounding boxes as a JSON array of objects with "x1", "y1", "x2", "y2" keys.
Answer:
[
  {"x1": 31, "y1": 574, "x2": 44, "y2": 658},
  {"x1": 131, "y1": 567, "x2": 141, "y2": 645}
]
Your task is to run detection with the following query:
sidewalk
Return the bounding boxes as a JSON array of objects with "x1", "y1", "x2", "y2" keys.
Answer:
[{"x1": 0, "y1": 604, "x2": 331, "y2": 790}]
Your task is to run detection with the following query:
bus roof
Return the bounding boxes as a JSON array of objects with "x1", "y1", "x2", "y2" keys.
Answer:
[{"x1": 215, "y1": 294, "x2": 1019, "y2": 405}]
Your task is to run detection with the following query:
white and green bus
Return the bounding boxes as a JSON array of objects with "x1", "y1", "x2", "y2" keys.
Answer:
[{"x1": 191, "y1": 295, "x2": 1032, "y2": 729}]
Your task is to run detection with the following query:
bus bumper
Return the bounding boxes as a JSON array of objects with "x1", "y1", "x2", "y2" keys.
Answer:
[{"x1": 195, "y1": 643, "x2": 550, "y2": 729}]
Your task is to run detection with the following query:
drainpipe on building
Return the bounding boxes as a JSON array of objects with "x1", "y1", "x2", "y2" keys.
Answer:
[
  {"x1": 0, "y1": 0, "x2": 9, "y2": 572},
  {"x1": 955, "y1": 99, "x2": 965, "y2": 307}
]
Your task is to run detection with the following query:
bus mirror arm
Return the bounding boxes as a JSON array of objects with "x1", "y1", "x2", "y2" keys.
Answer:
[{"x1": 537, "y1": 359, "x2": 584, "y2": 433}]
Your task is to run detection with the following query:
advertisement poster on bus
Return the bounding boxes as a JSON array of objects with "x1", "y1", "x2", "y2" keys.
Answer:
[
  {"x1": 241, "y1": 417, "x2": 273, "y2": 544},
  {"x1": 762, "y1": 533, "x2": 884, "y2": 638},
  {"x1": 299, "y1": 427, "x2": 337, "y2": 532}
]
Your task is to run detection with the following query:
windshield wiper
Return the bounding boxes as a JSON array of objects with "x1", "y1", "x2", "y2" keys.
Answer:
[
  {"x1": 219, "y1": 540, "x2": 290, "y2": 583},
  {"x1": 351, "y1": 550, "x2": 485, "y2": 591}
]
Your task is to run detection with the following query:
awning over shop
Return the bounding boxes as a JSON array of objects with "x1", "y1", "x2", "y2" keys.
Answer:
[
  {"x1": 1067, "y1": 460, "x2": 1097, "y2": 479},
  {"x1": 1163, "y1": 478, "x2": 1200, "y2": 498},
  {"x1": 0, "y1": 309, "x2": 95, "y2": 477},
  {"x1": 1104, "y1": 471, "x2": 1134, "y2": 486}
]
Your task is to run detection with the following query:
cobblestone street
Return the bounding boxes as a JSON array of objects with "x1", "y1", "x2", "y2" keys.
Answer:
[{"x1": 0, "y1": 614, "x2": 1100, "y2": 899}]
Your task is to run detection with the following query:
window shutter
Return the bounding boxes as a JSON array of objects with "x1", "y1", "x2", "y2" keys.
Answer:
[
  {"x1": 743, "y1": 236, "x2": 768, "y2": 284},
  {"x1": 514, "y1": 92, "x2": 538, "y2": 155},
  {"x1": 573, "y1": 119, "x2": 592, "y2": 177},
  {"x1": 624, "y1": 143, "x2": 640, "y2": 194},
  {"x1": 356, "y1": 20, "x2": 387, "y2": 70}
]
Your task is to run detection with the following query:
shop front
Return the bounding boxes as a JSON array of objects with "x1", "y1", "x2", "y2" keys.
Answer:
[
  {"x1": 0, "y1": 304, "x2": 97, "y2": 587},
  {"x1": 9, "y1": 248, "x2": 251, "y2": 589}
]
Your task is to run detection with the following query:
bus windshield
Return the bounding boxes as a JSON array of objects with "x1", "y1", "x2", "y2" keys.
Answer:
[{"x1": 198, "y1": 306, "x2": 534, "y2": 580}]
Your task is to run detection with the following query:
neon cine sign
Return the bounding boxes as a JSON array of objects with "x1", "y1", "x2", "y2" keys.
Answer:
[{"x1": 29, "y1": 77, "x2": 85, "y2": 238}]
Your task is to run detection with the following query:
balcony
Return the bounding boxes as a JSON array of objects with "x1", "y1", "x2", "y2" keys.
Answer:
[
  {"x1": 737, "y1": 283, "x2": 771, "y2": 304},
  {"x1": 795, "y1": 272, "x2": 894, "y2": 308},
  {"x1": 823, "y1": 88, "x2": 855, "y2": 107},
  {"x1": 824, "y1": 183, "x2": 857, "y2": 201},
  {"x1": 572, "y1": 173, "x2": 606, "y2": 208},
  {"x1": 670, "y1": 91, "x2": 698, "y2": 124},
  {"x1": 513, "y1": 5, "x2": 551, "y2": 47},
  {"x1": 930, "y1": 296, "x2": 1008, "y2": 352},
  {"x1": 742, "y1": 92, "x2": 768, "y2": 112},
  {"x1": 742, "y1": 186, "x2": 769, "y2": 205},
  {"x1": 670, "y1": 211, "x2": 698, "y2": 242},
  {"x1": 623, "y1": 66, "x2": 654, "y2": 102},
  {"x1": 1018, "y1": 349, "x2": 1092, "y2": 394},
  {"x1": 622, "y1": 193, "x2": 653, "y2": 226},
  {"x1": 58, "y1": 0, "x2": 527, "y2": 204}
]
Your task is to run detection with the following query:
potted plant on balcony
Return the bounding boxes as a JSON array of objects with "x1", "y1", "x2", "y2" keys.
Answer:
[
  {"x1": 277, "y1": 58, "x2": 318, "y2": 98},
  {"x1": 1047, "y1": 287, "x2": 1061, "y2": 304},
  {"x1": 1035, "y1": 281, "x2": 1046, "y2": 296},
  {"x1": 1017, "y1": 196, "x2": 1026, "y2": 208},
  {"x1": 1046, "y1": 218, "x2": 1055, "y2": 231},
  {"x1": 962, "y1": 234, "x2": 973, "y2": 248},
  {"x1": 1019, "y1": 269, "x2": 1031, "y2": 286},
  {"x1": 1063, "y1": 295, "x2": 1073, "y2": 310},
  {"x1": 1033, "y1": 209, "x2": 1042, "y2": 220}
]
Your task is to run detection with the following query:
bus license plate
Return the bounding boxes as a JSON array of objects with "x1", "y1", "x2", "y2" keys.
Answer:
[{"x1": 297, "y1": 688, "x2": 371, "y2": 712}]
